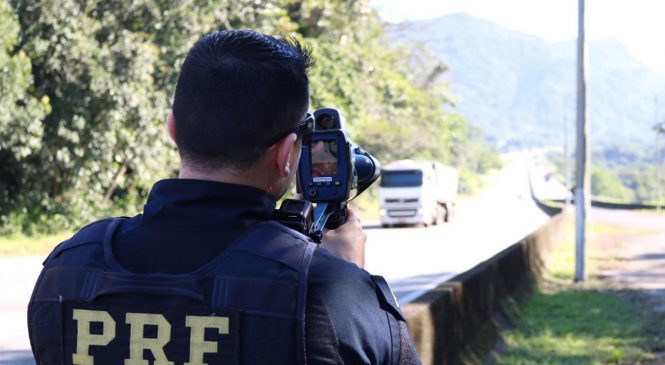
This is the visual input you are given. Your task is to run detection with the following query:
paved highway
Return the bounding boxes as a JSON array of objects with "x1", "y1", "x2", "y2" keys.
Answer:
[
  {"x1": 365, "y1": 152, "x2": 553, "y2": 304},
  {"x1": 0, "y1": 256, "x2": 42, "y2": 364},
  {"x1": 0, "y1": 152, "x2": 560, "y2": 364}
]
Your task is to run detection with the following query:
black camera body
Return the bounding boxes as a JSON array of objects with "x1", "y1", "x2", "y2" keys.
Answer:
[
  {"x1": 299, "y1": 108, "x2": 355, "y2": 204},
  {"x1": 273, "y1": 108, "x2": 380, "y2": 242}
]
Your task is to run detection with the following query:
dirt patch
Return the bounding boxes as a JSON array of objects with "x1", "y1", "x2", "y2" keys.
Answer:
[
  {"x1": 590, "y1": 208, "x2": 665, "y2": 361},
  {"x1": 591, "y1": 208, "x2": 665, "y2": 307}
]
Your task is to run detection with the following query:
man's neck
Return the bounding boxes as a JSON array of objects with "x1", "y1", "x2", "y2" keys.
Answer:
[{"x1": 178, "y1": 163, "x2": 275, "y2": 196}]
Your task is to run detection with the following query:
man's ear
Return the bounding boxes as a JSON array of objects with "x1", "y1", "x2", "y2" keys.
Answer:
[
  {"x1": 274, "y1": 133, "x2": 298, "y2": 177},
  {"x1": 167, "y1": 112, "x2": 176, "y2": 143}
]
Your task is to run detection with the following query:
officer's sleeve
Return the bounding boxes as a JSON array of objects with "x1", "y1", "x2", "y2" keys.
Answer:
[
  {"x1": 306, "y1": 249, "x2": 422, "y2": 365},
  {"x1": 371, "y1": 275, "x2": 422, "y2": 365},
  {"x1": 398, "y1": 320, "x2": 422, "y2": 365}
]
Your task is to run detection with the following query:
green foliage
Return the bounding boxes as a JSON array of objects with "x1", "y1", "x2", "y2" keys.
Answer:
[
  {"x1": 453, "y1": 123, "x2": 503, "y2": 193},
  {"x1": 5, "y1": 0, "x2": 182, "y2": 232},
  {"x1": 303, "y1": 3, "x2": 462, "y2": 165},
  {"x1": 1, "y1": 0, "x2": 499, "y2": 234},
  {"x1": 591, "y1": 166, "x2": 635, "y2": 203},
  {"x1": 548, "y1": 142, "x2": 665, "y2": 205},
  {"x1": 0, "y1": 0, "x2": 51, "y2": 232}
]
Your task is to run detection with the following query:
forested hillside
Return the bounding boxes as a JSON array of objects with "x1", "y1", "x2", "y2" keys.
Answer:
[
  {"x1": 386, "y1": 12, "x2": 665, "y2": 204},
  {"x1": 547, "y1": 142, "x2": 664, "y2": 205},
  {"x1": 389, "y1": 12, "x2": 665, "y2": 148},
  {"x1": 0, "y1": 0, "x2": 498, "y2": 234}
]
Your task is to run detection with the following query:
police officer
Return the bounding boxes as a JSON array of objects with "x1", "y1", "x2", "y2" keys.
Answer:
[{"x1": 28, "y1": 30, "x2": 421, "y2": 365}]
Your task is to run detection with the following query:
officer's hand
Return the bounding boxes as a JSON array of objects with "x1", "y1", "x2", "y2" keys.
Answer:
[{"x1": 320, "y1": 206, "x2": 366, "y2": 268}]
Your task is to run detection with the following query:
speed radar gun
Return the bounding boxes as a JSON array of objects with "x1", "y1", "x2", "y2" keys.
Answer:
[{"x1": 273, "y1": 108, "x2": 380, "y2": 243}]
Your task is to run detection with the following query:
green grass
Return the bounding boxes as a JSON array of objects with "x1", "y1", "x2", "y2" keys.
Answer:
[
  {"x1": 0, "y1": 231, "x2": 71, "y2": 257},
  {"x1": 546, "y1": 220, "x2": 597, "y2": 281},
  {"x1": 498, "y1": 288, "x2": 650, "y2": 365},
  {"x1": 496, "y1": 217, "x2": 657, "y2": 364},
  {"x1": 635, "y1": 208, "x2": 665, "y2": 216},
  {"x1": 589, "y1": 222, "x2": 659, "y2": 236},
  {"x1": 547, "y1": 221, "x2": 658, "y2": 281}
]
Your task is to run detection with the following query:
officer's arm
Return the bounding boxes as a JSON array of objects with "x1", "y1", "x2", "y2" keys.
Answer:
[
  {"x1": 307, "y1": 254, "x2": 423, "y2": 365},
  {"x1": 397, "y1": 321, "x2": 422, "y2": 364},
  {"x1": 320, "y1": 207, "x2": 366, "y2": 268}
]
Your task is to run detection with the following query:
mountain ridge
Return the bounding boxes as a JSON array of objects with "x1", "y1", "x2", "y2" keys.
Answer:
[{"x1": 389, "y1": 12, "x2": 665, "y2": 148}]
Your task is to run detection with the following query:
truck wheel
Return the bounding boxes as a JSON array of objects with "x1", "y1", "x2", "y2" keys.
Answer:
[
  {"x1": 446, "y1": 203, "x2": 456, "y2": 222},
  {"x1": 433, "y1": 205, "x2": 444, "y2": 225},
  {"x1": 382, "y1": 223, "x2": 391, "y2": 229}
]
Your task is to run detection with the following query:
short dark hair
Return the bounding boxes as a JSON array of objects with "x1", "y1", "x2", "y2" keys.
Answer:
[{"x1": 172, "y1": 30, "x2": 314, "y2": 169}]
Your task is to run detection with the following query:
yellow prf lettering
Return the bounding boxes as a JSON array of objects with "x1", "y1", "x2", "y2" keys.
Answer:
[
  {"x1": 184, "y1": 316, "x2": 230, "y2": 365},
  {"x1": 124, "y1": 313, "x2": 174, "y2": 365},
  {"x1": 72, "y1": 309, "x2": 116, "y2": 365}
]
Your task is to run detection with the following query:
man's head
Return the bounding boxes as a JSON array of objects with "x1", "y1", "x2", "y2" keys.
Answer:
[{"x1": 171, "y1": 30, "x2": 313, "y2": 172}]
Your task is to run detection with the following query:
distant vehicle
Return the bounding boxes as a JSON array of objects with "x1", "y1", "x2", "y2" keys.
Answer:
[{"x1": 379, "y1": 160, "x2": 459, "y2": 228}]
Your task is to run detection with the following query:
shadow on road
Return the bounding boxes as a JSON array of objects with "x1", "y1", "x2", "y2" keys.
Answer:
[
  {"x1": 363, "y1": 223, "x2": 432, "y2": 230},
  {"x1": 635, "y1": 253, "x2": 665, "y2": 261},
  {"x1": 392, "y1": 271, "x2": 456, "y2": 303},
  {"x1": 362, "y1": 223, "x2": 383, "y2": 230}
]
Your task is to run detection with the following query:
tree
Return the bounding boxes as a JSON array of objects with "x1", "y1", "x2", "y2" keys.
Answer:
[
  {"x1": 7, "y1": 0, "x2": 300, "y2": 231},
  {"x1": 591, "y1": 166, "x2": 635, "y2": 202},
  {"x1": 2, "y1": 0, "x2": 498, "y2": 233},
  {"x1": 0, "y1": 0, "x2": 50, "y2": 232}
]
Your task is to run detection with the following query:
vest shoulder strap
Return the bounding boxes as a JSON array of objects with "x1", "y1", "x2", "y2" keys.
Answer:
[
  {"x1": 43, "y1": 217, "x2": 125, "y2": 265},
  {"x1": 228, "y1": 221, "x2": 315, "y2": 271}
]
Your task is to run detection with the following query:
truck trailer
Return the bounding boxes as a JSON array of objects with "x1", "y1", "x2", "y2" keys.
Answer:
[{"x1": 379, "y1": 160, "x2": 458, "y2": 227}]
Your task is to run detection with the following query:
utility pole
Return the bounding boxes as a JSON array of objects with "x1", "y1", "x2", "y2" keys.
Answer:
[
  {"x1": 564, "y1": 100, "x2": 571, "y2": 208},
  {"x1": 575, "y1": 0, "x2": 590, "y2": 282},
  {"x1": 655, "y1": 97, "x2": 663, "y2": 212},
  {"x1": 655, "y1": 120, "x2": 664, "y2": 212}
]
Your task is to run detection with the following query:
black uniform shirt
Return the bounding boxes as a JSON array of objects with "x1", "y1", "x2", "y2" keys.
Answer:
[{"x1": 112, "y1": 179, "x2": 418, "y2": 364}]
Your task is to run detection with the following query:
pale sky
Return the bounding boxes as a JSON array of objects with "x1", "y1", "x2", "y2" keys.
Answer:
[{"x1": 371, "y1": 0, "x2": 665, "y2": 75}]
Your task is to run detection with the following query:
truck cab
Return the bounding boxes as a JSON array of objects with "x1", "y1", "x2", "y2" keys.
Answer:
[{"x1": 379, "y1": 160, "x2": 458, "y2": 227}]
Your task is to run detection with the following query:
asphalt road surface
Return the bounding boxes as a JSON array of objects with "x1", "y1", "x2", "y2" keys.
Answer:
[
  {"x1": 365, "y1": 152, "x2": 553, "y2": 303},
  {"x1": 0, "y1": 152, "x2": 558, "y2": 364},
  {"x1": 0, "y1": 256, "x2": 42, "y2": 364}
]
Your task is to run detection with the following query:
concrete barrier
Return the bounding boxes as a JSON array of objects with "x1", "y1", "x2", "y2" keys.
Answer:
[{"x1": 403, "y1": 212, "x2": 568, "y2": 364}]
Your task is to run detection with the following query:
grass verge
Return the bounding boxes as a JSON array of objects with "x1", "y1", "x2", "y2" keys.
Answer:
[
  {"x1": 0, "y1": 231, "x2": 71, "y2": 257},
  {"x1": 495, "y1": 216, "x2": 661, "y2": 365},
  {"x1": 498, "y1": 286, "x2": 650, "y2": 364}
]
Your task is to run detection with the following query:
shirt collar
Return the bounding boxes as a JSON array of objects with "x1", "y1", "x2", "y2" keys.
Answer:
[{"x1": 141, "y1": 179, "x2": 276, "y2": 231}]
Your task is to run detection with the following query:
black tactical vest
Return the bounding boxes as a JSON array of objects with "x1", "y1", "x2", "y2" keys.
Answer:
[{"x1": 28, "y1": 218, "x2": 317, "y2": 365}]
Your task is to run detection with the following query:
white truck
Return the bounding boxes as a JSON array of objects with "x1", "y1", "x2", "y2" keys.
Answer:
[{"x1": 379, "y1": 160, "x2": 458, "y2": 227}]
